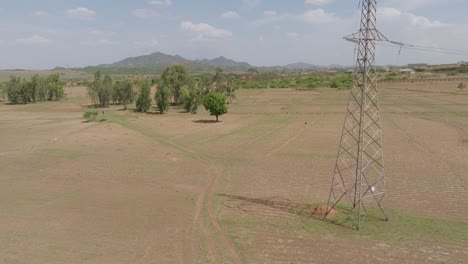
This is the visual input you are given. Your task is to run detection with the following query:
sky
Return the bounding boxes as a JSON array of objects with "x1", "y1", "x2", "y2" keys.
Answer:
[{"x1": 0, "y1": 0, "x2": 467, "y2": 69}]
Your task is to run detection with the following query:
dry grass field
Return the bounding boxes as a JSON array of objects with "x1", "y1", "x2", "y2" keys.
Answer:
[
  {"x1": 0, "y1": 70, "x2": 91, "y2": 82},
  {"x1": 0, "y1": 83, "x2": 467, "y2": 263}
]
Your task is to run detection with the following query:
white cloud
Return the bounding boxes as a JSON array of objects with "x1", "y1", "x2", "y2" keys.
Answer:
[
  {"x1": 221, "y1": 11, "x2": 240, "y2": 19},
  {"x1": 134, "y1": 39, "x2": 160, "y2": 48},
  {"x1": 382, "y1": 0, "x2": 439, "y2": 11},
  {"x1": 148, "y1": 0, "x2": 172, "y2": 6},
  {"x1": 379, "y1": 7, "x2": 402, "y2": 19},
  {"x1": 67, "y1": 7, "x2": 96, "y2": 20},
  {"x1": 287, "y1": 32, "x2": 299, "y2": 38},
  {"x1": 298, "y1": 9, "x2": 336, "y2": 24},
  {"x1": 255, "y1": 8, "x2": 336, "y2": 26},
  {"x1": 408, "y1": 13, "x2": 446, "y2": 29},
  {"x1": 132, "y1": 9, "x2": 159, "y2": 18},
  {"x1": 33, "y1": 11, "x2": 49, "y2": 17},
  {"x1": 379, "y1": 7, "x2": 446, "y2": 29},
  {"x1": 305, "y1": 0, "x2": 333, "y2": 6},
  {"x1": 181, "y1": 21, "x2": 232, "y2": 41},
  {"x1": 263, "y1": 10, "x2": 277, "y2": 16},
  {"x1": 16, "y1": 35, "x2": 51, "y2": 45}
]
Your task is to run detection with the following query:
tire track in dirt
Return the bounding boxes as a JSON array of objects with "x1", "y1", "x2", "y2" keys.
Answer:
[
  {"x1": 198, "y1": 115, "x2": 266, "y2": 145},
  {"x1": 169, "y1": 114, "x2": 250, "y2": 142},
  {"x1": 108, "y1": 115, "x2": 242, "y2": 263},
  {"x1": 386, "y1": 114, "x2": 461, "y2": 182},
  {"x1": 385, "y1": 114, "x2": 468, "y2": 219},
  {"x1": 410, "y1": 113, "x2": 468, "y2": 142},
  {"x1": 266, "y1": 114, "x2": 323, "y2": 157}
]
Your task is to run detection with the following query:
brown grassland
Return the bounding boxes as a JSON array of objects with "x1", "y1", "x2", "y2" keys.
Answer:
[{"x1": 0, "y1": 82, "x2": 467, "y2": 263}]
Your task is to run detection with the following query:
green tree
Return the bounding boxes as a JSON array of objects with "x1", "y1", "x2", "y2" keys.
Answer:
[
  {"x1": 4, "y1": 74, "x2": 64, "y2": 104},
  {"x1": 224, "y1": 76, "x2": 238, "y2": 104},
  {"x1": 46, "y1": 73, "x2": 65, "y2": 101},
  {"x1": 36, "y1": 75, "x2": 49, "y2": 102},
  {"x1": 136, "y1": 80, "x2": 152, "y2": 112},
  {"x1": 112, "y1": 81, "x2": 122, "y2": 104},
  {"x1": 87, "y1": 71, "x2": 101, "y2": 106},
  {"x1": 0, "y1": 83, "x2": 5, "y2": 100},
  {"x1": 213, "y1": 67, "x2": 225, "y2": 93},
  {"x1": 29, "y1": 74, "x2": 40, "y2": 102},
  {"x1": 6, "y1": 76, "x2": 28, "y2": 104},
  {"x1": 203, "y1": 92, "x2": 228, "y2": 122},
  {"x1": 98, "y1": 74, "x2": 113, "y2": 107},
  {"x1": 118, "y1": 80, "x2": 135, "y2": 110},
  {"x1": 160, "y1": 65, "x2": 190, "y2": 105},
  {"x1": 155, "y1": 86, "x2": 170, "y2": 114},
  {"x1": 87, "y1": 71, "x2": 112, "y2": 107},
  {"x1": 198, "y1": 74, "x2": 214, "y2": 94},
  {"x1": 181, "y1": 80, "x2": 204, "y2": 114}
]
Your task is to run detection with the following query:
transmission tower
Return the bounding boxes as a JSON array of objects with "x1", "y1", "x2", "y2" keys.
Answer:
[{"x1": 325, "y1": 0, "x2": 388, "y2": 230}]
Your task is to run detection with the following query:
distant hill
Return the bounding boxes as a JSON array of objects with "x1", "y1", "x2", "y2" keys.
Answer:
[
  {"x1": 83, "y1": 52, "x2": 253, "y2": 74},
  {"x1": 195, "y1": 56, "x2": 251, "y2": 68},
  {"x1": 105, "y1": 52, "x2": 191, "y2": 68},
  {"x1": 284, "y1": 62, "x2": 318, "y2": 69}
]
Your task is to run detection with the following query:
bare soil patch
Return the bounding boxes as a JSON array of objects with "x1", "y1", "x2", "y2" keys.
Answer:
[{"x1": 0, "y1": 86, "x2": 466, "y2": 263}]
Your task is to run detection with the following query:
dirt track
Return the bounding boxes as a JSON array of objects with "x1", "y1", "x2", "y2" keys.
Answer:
[{"x1": 0, "y1": 86, "x2": 467, "y2": 263}]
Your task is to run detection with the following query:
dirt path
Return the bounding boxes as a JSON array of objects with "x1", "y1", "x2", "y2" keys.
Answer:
[{"x1": 110, "y1": 115, "x2": 242, "y2": 263}]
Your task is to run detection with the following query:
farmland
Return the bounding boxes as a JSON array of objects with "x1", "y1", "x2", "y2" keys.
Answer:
[{"x1": 0, "y1": 82, "x2": 467, "y2": 263}]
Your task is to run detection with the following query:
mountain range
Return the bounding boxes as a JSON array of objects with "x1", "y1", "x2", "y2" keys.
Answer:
[
  {"x1": 79, "y1": 51, "x2": 341, "y2": 74},
  {"x1": 83, "y1": 52, "x2": 254, "y2": 74}
]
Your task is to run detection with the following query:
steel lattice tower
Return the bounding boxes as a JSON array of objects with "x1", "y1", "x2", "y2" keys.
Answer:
[{"x1": 325, "y1": 0, "x2": 388, "y2": 230}]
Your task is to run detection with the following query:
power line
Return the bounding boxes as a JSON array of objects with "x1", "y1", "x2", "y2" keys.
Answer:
[
  {"x1": 378, "y1": 43, "x2": 468, "y2": 57},
  {"x1": 345, "y1": 37, "x2": 468, "y2": 57}
]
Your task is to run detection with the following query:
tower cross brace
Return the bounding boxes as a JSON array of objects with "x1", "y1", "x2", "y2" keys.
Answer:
[{"x1": 325, "y1": 0, "x2": 388, "y2": 230}]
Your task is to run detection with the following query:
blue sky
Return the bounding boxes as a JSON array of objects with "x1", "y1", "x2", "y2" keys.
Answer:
[{"x1": 0, "y1": 0, "x2": 466, "y2": 69}]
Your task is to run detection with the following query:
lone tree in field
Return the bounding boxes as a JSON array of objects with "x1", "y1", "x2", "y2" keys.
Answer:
[
  {"x1": 155, "y1": 86, "x2": 170, "y2": 114},
  {"x1": 203, "y1": 92, "x2": 227, "y2": 122},
  {"x1": 136, "y1": 80, "x2": 152, "y2": 113},
  {"x1": 458, "y1": 82, "x2": 465, "y2": 92}
]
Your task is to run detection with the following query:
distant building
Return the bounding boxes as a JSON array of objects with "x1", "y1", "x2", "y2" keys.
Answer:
[{"x1": 399, "y1": 68, "x2": 416, "y2": 75}]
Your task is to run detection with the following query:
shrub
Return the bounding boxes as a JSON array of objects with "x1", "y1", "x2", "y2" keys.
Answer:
[{"x1": 83, "y1": 110, "x2": 98, "y2": 121}]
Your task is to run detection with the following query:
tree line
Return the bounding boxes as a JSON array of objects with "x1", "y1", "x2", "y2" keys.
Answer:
[
  {"x1": 87, "y1": 65, "x2": 234, "y2": 121},
  {"x1": 231, "y1": 72, "x2": 353, "y2": 90},
  {"x1": 1, "y1": 74, "x2": 65, "y2": 104}
]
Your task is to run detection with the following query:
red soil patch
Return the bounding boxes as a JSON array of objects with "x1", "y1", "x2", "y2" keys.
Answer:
[{"x1": 312, "y1": 205, "x2": 337, "y2": 220}]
